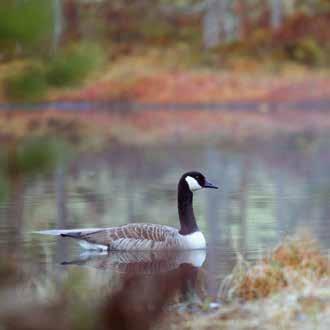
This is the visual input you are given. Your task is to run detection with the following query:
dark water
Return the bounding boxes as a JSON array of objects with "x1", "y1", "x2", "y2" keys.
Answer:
[
  {"x1": 0, "y1": 135, "x2": 330, "y2": 303},
  {"x1": 1, "y1": 98, "x2": 330, "y2": 112}
]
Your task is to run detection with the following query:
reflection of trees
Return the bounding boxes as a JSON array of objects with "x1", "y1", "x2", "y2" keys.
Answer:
[
  {"x1": 274, "y1": 167, "x2": 287, "y2": 235},
  {"x1": 55, "y1": 164, "x2": 69, "y2": 263},
  {"x1": 52, "y1": 0, "x2": 63, "y2": 53},
  {"x1": 5, "y1": 175, "x2": 25, "y2": 257},
  {"x1": 62, "y1": 137, "x2": 330, "y2": 254},
  {"x1": 6, "y1": 135, "x2": 330, "y2": 282},
  {"x1": 205, "y1": 147, "x2": 221, "y2": 297},
  {"x1": 0, "y1": 138, "x2": 68, "y2": 271},
  {"x1": 264, "y1": 137, "x2": 330, "y2": 246},
  {"x1": 237, "y1": 156, "x2": 250, "y2": 253}
]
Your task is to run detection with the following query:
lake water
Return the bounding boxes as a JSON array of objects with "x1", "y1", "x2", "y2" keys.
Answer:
[{"x1": 0, "y1": 134, "x2": 330, "y2": 304}]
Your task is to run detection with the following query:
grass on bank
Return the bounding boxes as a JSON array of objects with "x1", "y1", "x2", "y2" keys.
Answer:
[{"x1": 172, "y1": 232, "x2": 330, "y2": 329}]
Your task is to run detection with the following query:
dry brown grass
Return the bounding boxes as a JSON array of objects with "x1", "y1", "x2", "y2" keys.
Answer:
[
  {"x1": 220, "y1": 233, "x2": 330, "y2": 302},
  {"x1": 170, "y1": 233, "x2": 330, "y2": 330},
  {"x1": 232, "y1": 233, "x2": 330, "y2": 301}
]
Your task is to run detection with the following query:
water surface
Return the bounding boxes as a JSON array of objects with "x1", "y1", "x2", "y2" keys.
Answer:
[{"x1": 0, "y1": 135, "x2": 330, "y2": 300}]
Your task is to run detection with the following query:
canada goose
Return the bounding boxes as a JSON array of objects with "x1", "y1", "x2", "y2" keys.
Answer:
[{"x1": 36, "y1": 171, "x2": 218, "y2": 251}]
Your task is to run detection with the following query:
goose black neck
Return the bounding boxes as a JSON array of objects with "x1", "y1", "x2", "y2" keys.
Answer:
[{"x1": 178, "y1": 180, "x2": 199, "y2": 235}]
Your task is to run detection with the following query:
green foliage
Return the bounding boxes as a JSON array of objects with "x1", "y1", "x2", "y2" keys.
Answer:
[
  {"x1": 217, "y1": 21, "x2": 329, "y2": 68},
  {"x1": 290, "y1": 39, "x2": 325, "y2": 66},
  {"x1": 4, "y1": 42, "x2": 105, "y2": 101},
  {"x1": 0, "y1": 173, "x2": 9, "y2": 203},
  {"x1": 46, "y1": 43, "x2": 105, "y2": 87},
  {"x1": 0, "y1": 138, "x2": 70, "y2": 177},
  {"x1": 4, "y1": 66, "x2": 48, "y2": 102},
  {"x1": 16, "y1": 139, "x2": 59, "y2": 174},
  {"x1": 296, "y1": 0, "x2": 330, "y2": 14},
  {"x1": 0, "y1": 0, "x2": 53, "y2": 54}
]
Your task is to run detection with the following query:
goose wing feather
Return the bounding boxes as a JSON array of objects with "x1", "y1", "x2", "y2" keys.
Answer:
[{"x1": 73, "y1": 223, "x2": 180, "y2": 250}]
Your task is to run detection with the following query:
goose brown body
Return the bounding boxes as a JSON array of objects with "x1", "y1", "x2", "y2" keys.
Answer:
[{"x1": 64, "y1": 223, "x2": 184, "y2": 250}]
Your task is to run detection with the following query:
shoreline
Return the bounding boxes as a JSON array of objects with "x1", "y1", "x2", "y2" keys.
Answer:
[
  {"x1": 1, "y1": 59, "x2": 330, "y2": 147},
  {"x1": 1, "y1": 106, "x2": 330, "y2": 148}
]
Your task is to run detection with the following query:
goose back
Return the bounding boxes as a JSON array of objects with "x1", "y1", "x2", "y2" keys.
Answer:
[{"x1": 68, "y1": 223, "x2": 185, "y2": 250}]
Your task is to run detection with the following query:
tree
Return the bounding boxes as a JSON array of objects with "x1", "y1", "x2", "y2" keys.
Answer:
[
  {"x1": 202, "y1": 0, "x2": 230, "y2": 48},
  {"x1": 52, "y1": 0, "x2": 63, "y2": 53},
  {"x1": 269, "y1": 0, "x2": 283, "y2": 29},
  {"x1": 0, "y1": 0, "x2": 53, "y2": 56}
]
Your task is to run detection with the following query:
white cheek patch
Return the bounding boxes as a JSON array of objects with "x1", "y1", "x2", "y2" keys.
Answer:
[{"x1": 185, "y1": 176, "x2": 202, "y2": 191}]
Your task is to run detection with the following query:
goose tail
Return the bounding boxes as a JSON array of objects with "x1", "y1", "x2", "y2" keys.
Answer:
[
  {"x1": 33, "y1": 229, "x2": 109, "y2": 251},
  {"x1": 32, "y1": 228, "x2": 105, "y2": 236},
  {"x1": 60, "y1": 232, "x2": 83, "y2": 239}
]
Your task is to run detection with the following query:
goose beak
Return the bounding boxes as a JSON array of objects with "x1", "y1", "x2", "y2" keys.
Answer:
[{"x1": 204, "y1": 180, "x2": 218, "y2": 189}]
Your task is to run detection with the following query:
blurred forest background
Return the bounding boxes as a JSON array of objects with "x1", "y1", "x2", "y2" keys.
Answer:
[{"x1": 1, "y1": 0, "x2": 330, "y2": 102}]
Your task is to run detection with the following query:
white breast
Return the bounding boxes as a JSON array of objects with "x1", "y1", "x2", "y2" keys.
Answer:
[
  {"x1": 178, "y1": 231, "x2": 206, "y2": 250},
  {"x1": 177, "y1": 250, "x2": 206, "y2": 267}
]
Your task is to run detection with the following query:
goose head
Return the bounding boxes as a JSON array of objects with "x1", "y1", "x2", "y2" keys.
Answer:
[{"x1": 181, "y1": 171, "x2": 218, "y2": 192}]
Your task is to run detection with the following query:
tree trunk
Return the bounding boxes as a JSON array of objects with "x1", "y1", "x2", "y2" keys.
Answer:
[
  {"x1": 202, "y1": 0, "x2": 228, "y2": 48},
  {"x1": 270, "y1": 0, "x2": 283, "y2": 29},
  {"x1": 235, "y1": 0, "x2": 250, "y2": 39},
  {"x1": 52, "y1": 0, "x2": 63, "y2": 53}
]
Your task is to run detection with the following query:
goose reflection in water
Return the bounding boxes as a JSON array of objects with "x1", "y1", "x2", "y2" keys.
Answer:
[
  {"x1": 62, "y1": 249, "x2": 206, "y2": 274},
  {"x1": 62, "y1": 250, "x2": 208, "y2": 330}
]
